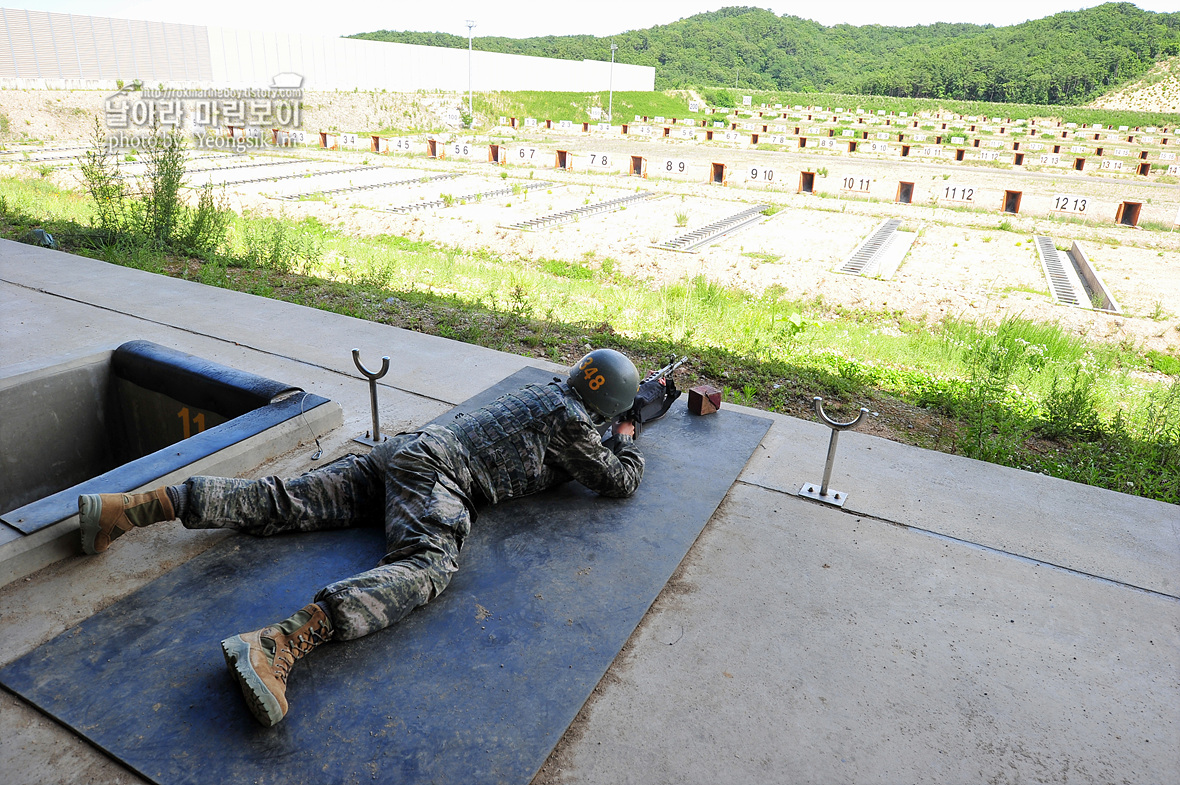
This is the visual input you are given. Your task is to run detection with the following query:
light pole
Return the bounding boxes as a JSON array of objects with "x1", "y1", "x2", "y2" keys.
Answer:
[
  {"x1": 608, "y1": 43, "x2": 617, "y2": 122},
  {"x1": 466, "y1": 20, "x2": 475, "y2": 123}
]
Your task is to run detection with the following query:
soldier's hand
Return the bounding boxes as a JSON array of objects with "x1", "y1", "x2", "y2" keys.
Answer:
[{"x1": 613, "y1": 420, "x2": 636, "y2": 438}]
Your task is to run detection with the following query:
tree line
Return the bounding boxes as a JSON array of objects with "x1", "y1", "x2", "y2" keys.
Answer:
[{"x1": 349, "y1": 3, "x2": 1180, "y2": 106}]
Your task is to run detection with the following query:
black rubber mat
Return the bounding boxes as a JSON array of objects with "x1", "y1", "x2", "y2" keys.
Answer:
[{"x1": 0, "y1": 367, "x2": 771, "y2": 785}]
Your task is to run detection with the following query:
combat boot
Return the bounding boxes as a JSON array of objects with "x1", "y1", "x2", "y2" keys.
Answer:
[
  {"x1": 78, "y1": 488, "x2": 175, "y2": 555},
  {"x1": 220, "y1": 603, "x2": 333, "y2": 727}
]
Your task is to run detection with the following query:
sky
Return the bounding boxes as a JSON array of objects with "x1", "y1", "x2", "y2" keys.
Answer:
[{"x1": 12, "y1": 1, "x2": 1177, "y2": 40}]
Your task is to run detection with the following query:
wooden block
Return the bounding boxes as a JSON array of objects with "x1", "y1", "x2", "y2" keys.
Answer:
[{"x1": 688, "y1": 384, "x2": 722, "y2": 416}]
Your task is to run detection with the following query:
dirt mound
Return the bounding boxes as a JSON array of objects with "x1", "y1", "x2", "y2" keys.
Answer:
[{"x1": 1089, "y1": 56, "x2": 1180, "y2": 114}]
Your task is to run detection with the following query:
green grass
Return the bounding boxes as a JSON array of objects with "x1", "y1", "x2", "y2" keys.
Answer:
[
  {"x1": 473, "y1": 90, "x2": 709, "y2": 125},
  {"x1": 2, "y1": 173, "x2": 1177, "y2": 504},
  {"x1": 723, "y1": 89, "x2": 1180, "y2": 130}
]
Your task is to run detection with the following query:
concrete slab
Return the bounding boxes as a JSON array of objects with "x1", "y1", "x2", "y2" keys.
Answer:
[
  {"x1": 540, "y1": 482, "x2": 1179, "y2": 784},
  {"x1": 739, "y1": 421, "x2": 1180, "y2": 597}
]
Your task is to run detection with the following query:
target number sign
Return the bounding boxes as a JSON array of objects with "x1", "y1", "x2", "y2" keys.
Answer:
[
  {"x1": 1052, "y1": 194, "x2": 1088, "y2": 214},
  {"x1": 748, "y1": 166, "x2": 775, "y2": 182},
  {"x1": 660, "y1": 158, "x2": 689, "y2": 175},
  {"x1": 941, "y1": 185, "x2": 976, "y2": 202},
  {"x1": 841, "y1": 176, "x2": 872, "y2": 193}
]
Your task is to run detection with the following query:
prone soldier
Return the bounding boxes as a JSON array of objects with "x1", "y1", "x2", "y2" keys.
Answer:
[{"x1": 77, "y1": 349, "x2": 645, "y2": 727}]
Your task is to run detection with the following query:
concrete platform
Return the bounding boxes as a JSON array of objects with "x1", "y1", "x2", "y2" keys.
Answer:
[{"x1": 1, "y1": 240, "x2": 1177, "y2": 784}]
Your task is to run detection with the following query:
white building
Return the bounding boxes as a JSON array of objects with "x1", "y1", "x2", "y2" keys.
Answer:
[{"x1": 0, "y1": 8, "x2": 655, "y2": 92}]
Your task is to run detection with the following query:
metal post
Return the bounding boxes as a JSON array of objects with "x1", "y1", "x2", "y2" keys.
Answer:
[
  {"x1": 799, "y1": 397, "x2": 869, "y2": 507},
  {"x1": 466, "y1": 20, "x2": 476, "y2": 121},
  {"x1": 608, "y1": 43, "x2": 617, "y2": 122},
  {"x1": 352, "y1": 348, "x2": 390, "y2": 447}
]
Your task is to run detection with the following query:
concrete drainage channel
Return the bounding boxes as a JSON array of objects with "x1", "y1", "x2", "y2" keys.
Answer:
[
  {"x1": 836, "y1": 218, "x2": 918, "y2": 280},
  {"x1": 1034, "y1": 236, "x2": 1122, "y2": 313},
  {"x1": 503, "y1": 191, "x2": 660, "y2": 230},
  {"x1": 654, "y1": 204, "x2": 770, "y2": 252},
  {"x1": 382, "y1": 180, "x2": 556, "y2": 214},
  {"x1": 278, "y1": 172, "x2": 460, "y2": 201},
  {"x1": 197, "y1": 164, "x2": 381, "y2": 188}
]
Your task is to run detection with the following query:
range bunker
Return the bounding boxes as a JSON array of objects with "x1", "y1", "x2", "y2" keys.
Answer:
[{"x1": 0, "y1": 340, "x2": 341, "y2": 583}]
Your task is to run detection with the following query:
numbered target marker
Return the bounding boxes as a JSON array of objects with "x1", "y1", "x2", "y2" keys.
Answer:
[
  {"x1": 450, "y1": 140, "x2": 474, "y2": 158},
  {"x1": 515, "y1": 147, "x2": 540, "y2": 162},
  {"x1": 1051, "y1": 194, "x2": 1089, "y2": 214},
  {"x1": 748, "y1": 166, "x2": 775, "y2": 183},
  {"x1": 841, "y1": 176, "x2": 872, "y2": 193},
  {"x1": 941, "y1": 184, "x2": 976, "y2": 202},
  {"x1": 586, "y1": 151, "x2": 613, "y2": 169},
  {"x1": 660, "y1": 158, "x2": 689, "y2": 176}
]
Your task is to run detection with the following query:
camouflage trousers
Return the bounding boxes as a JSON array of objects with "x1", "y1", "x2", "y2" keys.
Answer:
[{"x1": 183, "y1": 428, "x2": 477, "y2": 640}]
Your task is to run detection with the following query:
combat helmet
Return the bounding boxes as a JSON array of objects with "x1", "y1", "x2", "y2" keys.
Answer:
[{"x1": 568, "y1": 348, "x2": 640, "y2": 419}]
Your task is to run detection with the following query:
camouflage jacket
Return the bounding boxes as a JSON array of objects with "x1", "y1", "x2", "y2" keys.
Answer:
[{"x1": 443, "y1": 380, "x2": 644, "y2": 505}]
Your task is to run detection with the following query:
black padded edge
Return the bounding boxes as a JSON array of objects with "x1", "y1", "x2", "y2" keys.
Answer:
[
  {"x1": 1, "y1": 393, "x2": 330, "y2": 535},
  {"x1": 113, "y1": 341, "x2": 298, "y2": 419}
]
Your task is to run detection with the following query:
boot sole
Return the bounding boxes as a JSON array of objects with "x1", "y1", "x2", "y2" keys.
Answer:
[
  {"x1": 78, "y1": 495, "x2": 103, "y2": 555},
  {"x1": 221, "y1": 635, "x2": 285, "y2": 727}
]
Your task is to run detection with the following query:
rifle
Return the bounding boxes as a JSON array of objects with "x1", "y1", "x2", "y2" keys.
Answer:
[{"x1": 604, "y1": 355, "x2": 688, "y2": 443}]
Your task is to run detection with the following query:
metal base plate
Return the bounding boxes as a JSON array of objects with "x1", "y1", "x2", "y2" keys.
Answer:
[
  {"x1": 799, "y1": 483, "x2": 849, "y2": 507},
  {"x1": 351, "y1": 432, "x2": 389, "y2": 448}
]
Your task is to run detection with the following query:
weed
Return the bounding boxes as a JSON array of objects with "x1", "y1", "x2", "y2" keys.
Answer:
[
  {"x1": 1039, "y1": 365, "x2": 1103, "y2": 440},
  {"x1": 674, "y1": 210, "x2": 688, "y2": 227}
]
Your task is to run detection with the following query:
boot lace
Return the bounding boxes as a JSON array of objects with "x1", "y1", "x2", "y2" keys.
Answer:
[{"x1": 271, "y1": 617, "x2": 332, "y2": 685}]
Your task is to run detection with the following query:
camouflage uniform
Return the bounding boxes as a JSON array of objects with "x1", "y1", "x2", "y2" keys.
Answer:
[{"x1": 182, "y1": 381, "x2": 643, "y2": 640}]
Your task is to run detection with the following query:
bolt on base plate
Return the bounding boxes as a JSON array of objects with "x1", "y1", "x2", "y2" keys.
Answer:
[
  {"x1": 799, "y1": 483, "x2": 849, "y2": 507},
  {"x1": 352, "y1": 432, "x2": 389, "y2": 448}
]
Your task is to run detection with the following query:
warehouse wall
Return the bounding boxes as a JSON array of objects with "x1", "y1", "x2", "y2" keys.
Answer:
[{"x1": 0, "y1": 8, "x2": 655, "y2": 92}]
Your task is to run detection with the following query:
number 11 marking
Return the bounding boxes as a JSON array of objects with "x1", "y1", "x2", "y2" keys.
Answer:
[{"x1": 178, "y1": 407, "x2": 206, "y2": 439}]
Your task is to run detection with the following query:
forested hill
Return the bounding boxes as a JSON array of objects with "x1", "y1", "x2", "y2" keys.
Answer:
[{"x1": 350, "y1": 3, "x2": 1180, "y2": 105}]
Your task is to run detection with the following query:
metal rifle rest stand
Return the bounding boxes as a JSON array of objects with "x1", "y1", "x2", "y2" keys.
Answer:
[
  {"x1": 799, "y1": 396, "x2": 869, "y2": 508},
  {"x1": 352, "y1": 348, "x2": 390, "y2": 447}
]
